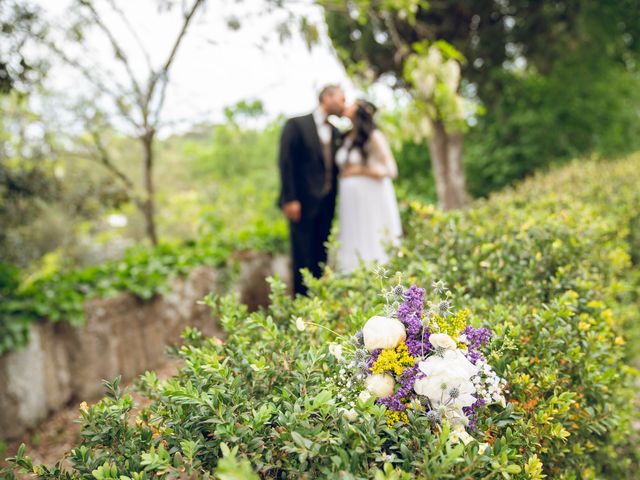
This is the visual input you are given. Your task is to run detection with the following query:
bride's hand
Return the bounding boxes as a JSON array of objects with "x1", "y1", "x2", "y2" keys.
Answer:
[
  {"x1": 341, "y1": 165, "x2": 383, "y2": 179},
  {"x1": 340, "y1": 165, "x2": 361, "y2": 178}
]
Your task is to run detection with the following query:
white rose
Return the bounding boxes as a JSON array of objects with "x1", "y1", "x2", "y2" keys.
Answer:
[
  {"x1": 365, "y1": 373, "x2": 395, "y2": 398},
  {"x1": 429, "y1": 333, "x2": 457, "y2": 350},
  {"x1": 362, "y1": 315, "x2": 407, "y2": 352},
  {"x1": 342, "y1": 408, "x2": 358, "y2": 422}
]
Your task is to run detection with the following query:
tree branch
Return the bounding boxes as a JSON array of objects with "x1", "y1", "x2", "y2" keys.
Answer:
[
  {"x1": 79, "y1": 0, "x2": 145, "y2": 104},
  {"x1": 379, "y1": 10, "x2": 412, "y2": 65},
  {"x1": 41, "y1": 39, "x2": 142, "y2": 131},
  {"x1": 87, "y1": 130, "x2": 142, "y2": 208},
  {"x1": 105, "y1": 0, "x2": 154, "y2": 72},
  {"x1": 145, "y1": 0, "x2": 205, "y2": 124}
]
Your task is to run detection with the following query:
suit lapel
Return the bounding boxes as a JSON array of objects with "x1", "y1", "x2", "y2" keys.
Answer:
[{"x1": 302, "y1": 113, "x2": 324, "y2": 165}]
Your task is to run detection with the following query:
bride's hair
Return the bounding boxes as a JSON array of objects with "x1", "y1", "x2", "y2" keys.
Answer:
[{"x1": 348, "y1": 100, "x2": 378, "y2": 163}]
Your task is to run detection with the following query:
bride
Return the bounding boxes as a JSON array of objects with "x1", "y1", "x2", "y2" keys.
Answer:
[{"x1": 336, "y1": 100, "x2": 402, "y2": 273}]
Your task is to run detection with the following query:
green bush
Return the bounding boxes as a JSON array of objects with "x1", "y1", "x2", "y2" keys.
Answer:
[
  {"x1": 5, "y1": 154, "x2": 640, "y2": 479},
  {"x1": 0, "y1": 217, "x2": 287, "y2": 355}
]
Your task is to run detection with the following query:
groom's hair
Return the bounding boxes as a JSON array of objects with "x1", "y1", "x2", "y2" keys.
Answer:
[{"x1": 318, "y1": 84, "x2": 341, "y2": 103}]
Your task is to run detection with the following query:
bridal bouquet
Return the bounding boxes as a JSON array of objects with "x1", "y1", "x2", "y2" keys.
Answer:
[{"x1": 337, "y1": 279, "x2": 506, "y2": 445}]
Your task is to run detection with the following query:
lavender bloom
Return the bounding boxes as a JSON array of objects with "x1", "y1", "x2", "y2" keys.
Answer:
[
  {"x1": 463, "y1": 325, "x2": 492, "y2": 365},
  {"x1": 405, "y1": 334, "x2": 432, "y2": 357},
  {"x1": 378, "y1": 394, "x2": 406, "y2": 411},
  {"x1": 366, "y1": 349, "x2": 382, "y2": 371},
  {"x1": 463, "y1": 397, "x2": 487, "y2": 431},
  {"x1": 466, "y1": 348, "x2": 486, "y2": 365},
  {"x1": 377, "y1": 365, "x2": 421, "y2": 411},
  {"x1": 463, "y1": 325, "x2": 492, "y2": 348},
  {"x1": 397, "y1": 284, "x2": 425, "y2": 337}
]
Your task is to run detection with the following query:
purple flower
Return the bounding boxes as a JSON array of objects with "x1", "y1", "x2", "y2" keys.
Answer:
[
  {"x1": 405, "y1": 334, "x2": 432, "y2": 357},
  {"x1": 462, "y1": 325, "x2": 492, "y2": 365},
  {"x1": 377, "y1": 365, "x2": 421, "y2": 412},
  {"x1": 463, "y1": 325, "x2": 492, "y2": 348},
  {"x1": 465, "y1": 348, "x2": 486, "y2": 364},
  {"x1": 366, "y1": 349, "x2": 382, "y2": 371},
  {"x1": 378, "y1": 394, "x2": 407, "y2": 411},
  {"x1": 397, "y1": 284, "x2": 425, "y2": 338},
  {"x1": 463, "y1": 397, "x2": 487, "y2": 431}
]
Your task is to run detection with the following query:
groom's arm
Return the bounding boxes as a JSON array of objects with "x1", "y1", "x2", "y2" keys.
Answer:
[{"x1": 279, "y1": 119, "x2": 301, "y2": 221}]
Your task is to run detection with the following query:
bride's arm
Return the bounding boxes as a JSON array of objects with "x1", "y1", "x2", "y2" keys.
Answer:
[{"x1": 370, "y1": 130, "x2": 398, "y2": 179}]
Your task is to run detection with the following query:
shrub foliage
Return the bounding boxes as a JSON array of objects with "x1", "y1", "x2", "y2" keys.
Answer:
[{"x1": 5, "y1": 155, "x2": 640, "y2": 479}]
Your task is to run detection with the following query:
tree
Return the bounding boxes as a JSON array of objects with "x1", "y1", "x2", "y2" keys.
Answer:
[
  {"x1": 320, "y1": 0, "x2": 640, "y2": 209},
  {"x1": 0, "y1": 0, "x2": 47, "y2": 94},
  {"x1": 35, "y1": 0, "x2": 206, "y2": 245}
]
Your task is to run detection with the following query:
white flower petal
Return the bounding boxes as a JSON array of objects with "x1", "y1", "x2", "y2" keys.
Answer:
[
  {"x1": 295, "y1": 317, "x2": 306, "y2": 331},
  {"x1": 365, "y1": 374, "x2": 395, "y2": 398},
  {"x1": 362, "y1": 316, "x2": 407, "y2": 352},
  {"x1": 429, "y1": 333, "x2": 457, "y2": 350}
]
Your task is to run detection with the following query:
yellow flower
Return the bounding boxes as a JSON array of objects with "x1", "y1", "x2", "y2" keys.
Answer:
[
  {"x1": 432, "y1": 308, "x2": 469, "y2": 337},
  {"x1": 371, "y1": 342, "x2": 415, "y2": 375},
  {"x1": 614, "y1": 336, "x2": 626, "y2": 346},
  {"x1": 385, "y1": 409, "x2": 409, "y2": 427}
]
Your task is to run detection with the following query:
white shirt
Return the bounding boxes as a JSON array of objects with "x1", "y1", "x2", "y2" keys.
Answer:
[{"x1": 313, "y1": 108, "x2": 332, "y2": 145}]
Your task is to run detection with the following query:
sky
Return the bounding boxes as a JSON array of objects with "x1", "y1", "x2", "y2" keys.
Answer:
[{"x1": 32, "y1": 0, "x2": 396, "y2": 133}]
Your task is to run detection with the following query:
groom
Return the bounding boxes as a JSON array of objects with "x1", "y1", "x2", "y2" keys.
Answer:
[{"x1": 278, "y1": 85, "x2": 345, "y2": 295}]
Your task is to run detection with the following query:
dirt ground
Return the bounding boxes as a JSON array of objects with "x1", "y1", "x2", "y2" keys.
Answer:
[{"x1": 1, "y1": 360, "x2": 181, "y2": 476}]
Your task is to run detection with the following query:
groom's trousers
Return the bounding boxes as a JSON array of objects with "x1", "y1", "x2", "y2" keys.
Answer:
[{"x1": 289, "y1": 194, "x2": 335, "y2": 296}]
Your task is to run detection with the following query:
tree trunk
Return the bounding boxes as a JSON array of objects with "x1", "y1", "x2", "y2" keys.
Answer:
[
  {"x1": 141, "y1": 130, "x2": 158, "y2": 245},
  {"x1": 427, "y1": 120, "x2": 468, "y2": 210}
]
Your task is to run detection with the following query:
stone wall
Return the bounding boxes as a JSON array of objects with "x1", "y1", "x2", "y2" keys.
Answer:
[{"x1": 0, "y1": 254, "x2": 290, "y2": 440}]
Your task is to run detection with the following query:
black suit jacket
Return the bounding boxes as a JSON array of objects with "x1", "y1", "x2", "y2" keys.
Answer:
[{"x1": 278, "y1": 113, "x2": 340, "y2": 219}]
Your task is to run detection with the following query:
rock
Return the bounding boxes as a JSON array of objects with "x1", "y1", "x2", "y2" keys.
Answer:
[
  {"x1": 0, "y1": 321, "x2": 79, "y2": 439},
  {"x1": 234, "y1": 252, "x2": 293, "y2": 311},
  {"x1": 0, "y1": 265, "x2": 225, "y2": 440},
  {"x1": 0, "y1": 259, "x2": 291, "y2": 440}
]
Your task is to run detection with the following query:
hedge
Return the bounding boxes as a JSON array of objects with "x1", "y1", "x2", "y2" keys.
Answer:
[{"x1": 5, "y1": 154, "x2": 640, "y2": 479}]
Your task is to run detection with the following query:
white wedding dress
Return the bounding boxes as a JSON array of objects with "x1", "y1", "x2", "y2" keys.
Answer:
[{"x1": 336, "y1": 129, "x2": 402, "y2": 273}]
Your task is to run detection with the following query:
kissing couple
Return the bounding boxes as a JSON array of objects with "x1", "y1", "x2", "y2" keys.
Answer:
[{"x1": 278, "y1": 85, "x2": 402, "y2": 296}]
